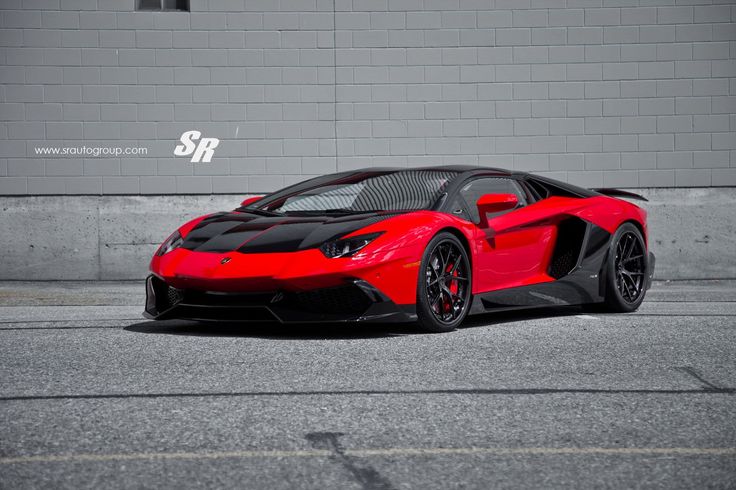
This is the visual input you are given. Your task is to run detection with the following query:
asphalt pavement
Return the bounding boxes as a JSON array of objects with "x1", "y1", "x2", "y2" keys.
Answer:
[{"x1": 0, "y1": 280, "x2": 734, "y2": 489}]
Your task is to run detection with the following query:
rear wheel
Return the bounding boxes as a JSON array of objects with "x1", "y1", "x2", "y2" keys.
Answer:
[
  {"x1": 603, "y1": 222, "x2": 648, "y2": 312},
  {"x1": 416, "y1": 232, "x2": 472, "y2": 333}
]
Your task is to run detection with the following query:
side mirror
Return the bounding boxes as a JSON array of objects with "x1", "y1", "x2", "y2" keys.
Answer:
[
  {"x1": 476, "y1": 193, "x2": 518, "y2": 227},
  {"x1": 240, "y1": 196, "x2": 263, "y2": 207}
]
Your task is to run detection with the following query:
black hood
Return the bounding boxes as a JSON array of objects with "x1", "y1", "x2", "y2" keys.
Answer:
[{"x1": 181, "y1": 211, "x2": 400, "y2": 254}]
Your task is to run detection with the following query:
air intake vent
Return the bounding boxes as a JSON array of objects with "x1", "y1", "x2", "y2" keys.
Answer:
[
  {"x1": 548, "y1": 218, "x2": 588, "y2": 279},
  {"x1": 293, "y1": 284, "x2": 372, "y2": 315}
]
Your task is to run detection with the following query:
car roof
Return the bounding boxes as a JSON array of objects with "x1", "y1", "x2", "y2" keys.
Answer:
[
  {"x1": 341, "y1": 166, "x2": 598, "y2": 200},
  {"x1": 345, "y1": 165, "x2": 522, "y2": 177}
]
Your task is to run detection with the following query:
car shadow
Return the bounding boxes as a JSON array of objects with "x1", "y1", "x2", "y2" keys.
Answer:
[{"x1": 123, "y1": 305, "x2": 588, "y2": 340}]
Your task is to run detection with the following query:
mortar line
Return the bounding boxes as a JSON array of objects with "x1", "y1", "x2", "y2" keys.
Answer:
[{"x1": 332, "y1": 0, "x2": 338, "y2": 173}]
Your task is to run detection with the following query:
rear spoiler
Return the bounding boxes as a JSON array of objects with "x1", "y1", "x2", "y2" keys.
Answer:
[{"x1": 591, "y1": 188, "x2": 648, "y2": 202}]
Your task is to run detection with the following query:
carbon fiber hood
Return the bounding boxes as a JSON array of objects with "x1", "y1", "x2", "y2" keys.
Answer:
[{"x1": 180, "y1": 211, "x2": 400, "y2": 254}]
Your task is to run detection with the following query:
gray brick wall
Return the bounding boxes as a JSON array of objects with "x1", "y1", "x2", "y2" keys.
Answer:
[{"x1": 0, "y1": 0, "x2": 734, "y2": 195}]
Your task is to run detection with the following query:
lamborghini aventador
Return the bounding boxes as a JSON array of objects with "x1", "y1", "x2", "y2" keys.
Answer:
[{"x1": 145, "y1": 167, "x2": 655, "y2": 332}]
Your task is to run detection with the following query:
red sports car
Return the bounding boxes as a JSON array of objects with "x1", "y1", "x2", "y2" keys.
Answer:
[{"x1": 145, "y1": 166, "x2": 654, "y2": 332}]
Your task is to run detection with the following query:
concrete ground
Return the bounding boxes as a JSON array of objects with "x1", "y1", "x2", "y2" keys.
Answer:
[{"x1": 0, "y1": 280, "x2": 734, "y2": 489}]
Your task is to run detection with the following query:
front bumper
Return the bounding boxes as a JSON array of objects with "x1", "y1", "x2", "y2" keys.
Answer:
[{"x1": 143, "y1": 274, "x2": 416, "y2": 324}]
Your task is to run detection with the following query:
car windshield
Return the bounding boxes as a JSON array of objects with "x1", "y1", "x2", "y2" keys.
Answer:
[{"x1": 255, "y1": 170, "x2": 457, "y2": 215}]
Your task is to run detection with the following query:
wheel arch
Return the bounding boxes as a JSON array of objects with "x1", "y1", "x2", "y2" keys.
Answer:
[
  {"x1": 598, "y1": 219, "x2": 647, "y2": 299},
  {"x1": 622, "y1": 218, "x2": 647, "y2": 247},
  {"x1": 435, "y1": 226, "x2": 473, "y2": 269}
]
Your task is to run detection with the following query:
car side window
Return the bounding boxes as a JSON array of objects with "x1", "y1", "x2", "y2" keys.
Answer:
[
  {"x1": 447, "y1": 194, "x2": 472, "y2": 221},
  {"x1": 454, "y1": 177, "x2": 527, "y2": 224}
]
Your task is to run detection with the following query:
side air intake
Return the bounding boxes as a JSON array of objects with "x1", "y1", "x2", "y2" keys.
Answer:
[{"x1": 548, "y1": 218, "x2": 588, "y2": 279}]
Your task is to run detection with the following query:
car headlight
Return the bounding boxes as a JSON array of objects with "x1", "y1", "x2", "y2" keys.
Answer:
[
  {"x1": 320, "y1": 232, "x2": 383, "y2": 258},
  {"x1": 156, "y1": 230, "x2": 183, "y2": 256}
]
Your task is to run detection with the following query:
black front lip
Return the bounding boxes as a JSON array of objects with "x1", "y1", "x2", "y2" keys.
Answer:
[{"x1": 143, "y1": 275, "x2": 416, "y2": 324}]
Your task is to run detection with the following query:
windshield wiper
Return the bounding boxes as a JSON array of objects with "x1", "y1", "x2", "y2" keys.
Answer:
[{"x1": 237, "y1": 207, "x2": 283, "y2": 216}]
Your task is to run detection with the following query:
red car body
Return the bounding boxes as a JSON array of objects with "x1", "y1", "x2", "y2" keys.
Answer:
[{"x1": 145, "y1": 167, "x2": 654, "y2": 326}]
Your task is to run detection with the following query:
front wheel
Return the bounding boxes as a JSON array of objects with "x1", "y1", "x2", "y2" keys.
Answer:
[
  {"x1": 603, "y1": 222, "x2": 649, "y2": 312},
  {"x1": 416, "y1": 232, "x2": 472, "y2": 333}
]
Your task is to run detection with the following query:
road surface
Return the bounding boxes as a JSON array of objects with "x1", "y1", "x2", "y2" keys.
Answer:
[{"x1": 1, "y1": 280, "x2": 734, "y2": 489}]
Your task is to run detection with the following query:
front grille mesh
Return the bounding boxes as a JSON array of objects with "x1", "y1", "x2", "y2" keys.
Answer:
[
  {"x1": 166, "y1": 286, "x2": 183, "y2": 307},
  {"x1": 549, "y1": 248, "x2": 577, "y2": 279},
  {"x1": 293, "y1": 284, "x2": 372, "y2": 315}
]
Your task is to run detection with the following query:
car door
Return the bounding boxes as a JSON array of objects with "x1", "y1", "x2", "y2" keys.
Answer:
[{"x1": 447, "y1": 177, "x2": 556, "y2": 293}]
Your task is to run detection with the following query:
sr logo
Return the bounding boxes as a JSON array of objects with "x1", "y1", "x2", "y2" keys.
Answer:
[{"x1": 174, "y1": 130, "x2": 220, "y2": 163}]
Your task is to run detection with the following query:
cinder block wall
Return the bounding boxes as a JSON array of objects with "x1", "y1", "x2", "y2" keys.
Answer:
[
  {"x1": 1, "y1": 188, "x2": 735, "y2": 280},
  {"x1": 1, "y1": 0, "x2": 735, "y2": 195}
]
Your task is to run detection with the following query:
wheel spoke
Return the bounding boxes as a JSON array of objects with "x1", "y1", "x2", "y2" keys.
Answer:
[
  {"x1": 622, "y1": 277, "x2": 633, "y2": 300},
  {"x1": 425, "y1": 240, "x2": 470, "y2": 325},
  {"x1": 624, "y1": 235, "x2": 632, "y2": 259},
  {"x1": 628, "y1": 234, "x2": 637, "y2": 257},
  {"x1": 618, "y1": 235, "x2": 627, "y2": 259},
  {"x1": 449, "y1": 254, "x2": 462, "y2": 274},
  {"x1": 430, "y1": 293, "x2": 441, "y2": 310},
  {"x1": 622, "y1": 272, "x2": 638, "y2": 290},
  {"x1": 441, "y1": 245, "x2": 450, "y2": 271},
  {"x1": 428, "y1": 264, "x2": 439, "y2": 278}
]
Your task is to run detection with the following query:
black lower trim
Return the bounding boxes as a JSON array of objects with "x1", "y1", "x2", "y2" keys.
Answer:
[
  {"x1": 143, "y1": 275, "x2": 416, "y2": 324},
  {"x1": 470, "y1": 269, "x2": 604, "y2": 313}
]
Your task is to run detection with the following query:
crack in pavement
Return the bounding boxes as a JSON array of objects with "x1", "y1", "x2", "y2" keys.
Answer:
[
  {"x1": 306, "y1": 432, "x2": 396, "y2": 490},
  {"x1": 676, "y1": 366, "x2": 725, "y2": 391}
]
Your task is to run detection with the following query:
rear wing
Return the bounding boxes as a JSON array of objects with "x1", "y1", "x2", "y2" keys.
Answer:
[{"x1": 591, "y1": 188, "x2": 648, "y2": 202}]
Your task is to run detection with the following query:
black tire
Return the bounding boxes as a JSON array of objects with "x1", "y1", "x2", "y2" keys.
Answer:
[
  {"x1": 416, "y1": 232, "x2": 472, "y2": 333},
  {"x1": 603, "y1": 222, "x2": 649, "y2": 312}
]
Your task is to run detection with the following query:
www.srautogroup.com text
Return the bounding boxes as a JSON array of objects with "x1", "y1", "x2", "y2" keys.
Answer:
[{"x1": 34, "y1": 146, "x2": 148, "y2": 157}]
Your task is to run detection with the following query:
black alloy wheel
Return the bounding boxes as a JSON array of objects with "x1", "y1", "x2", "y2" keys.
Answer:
[
  {"x1": 604, "y1": 222, "x2": 648, "y2": 312},
  {"x1": 615, "y1": 231, "x2": 646, "y2": 303},
  {"x1": 416, "y1": 232, "x2": 471, "y2": 332}
]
